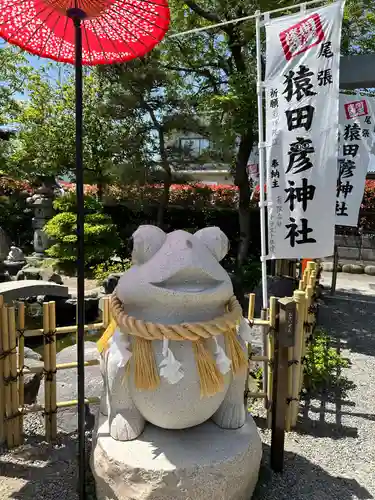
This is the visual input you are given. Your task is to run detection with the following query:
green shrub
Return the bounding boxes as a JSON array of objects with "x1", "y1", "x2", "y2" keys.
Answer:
[
  {"x1": 303, "y1": 329, "x2": 350, "y2": 392},
  {"x1": 247, "y1": 329, "x2": 352, "y2": 403},
  {"x1": 44, "y1": 192, "x2": 121, "y2": 275},
  {"x1": 93, "y1": 260, "x2": 132, "y2": 285}
]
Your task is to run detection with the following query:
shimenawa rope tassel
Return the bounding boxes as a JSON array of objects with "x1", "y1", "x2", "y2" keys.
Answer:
[{"x1": 97, "y1": 293, "x2": 247, "y2": 397}]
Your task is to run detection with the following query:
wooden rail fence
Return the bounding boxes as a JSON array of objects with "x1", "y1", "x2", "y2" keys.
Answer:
[
  {"x1": 0, "y1": 261, "x2": 319, "y2": 449},
  {"x1": 245, "y1": 260, "x2": 319, "y2": 430},
  {"x1": 0, "y1": 295, "x2": 111, "y2": 448}
]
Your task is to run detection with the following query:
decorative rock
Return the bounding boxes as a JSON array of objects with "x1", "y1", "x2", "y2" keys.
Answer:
[
  {"x1": 102, "y1": 273, "x2": 122, "y2": 294},
  {"x1": 6, "y1": 246, "x2": 25, "y2": 262},
  {"x1": 91, "y1": 415, "x2": 262, "y2": 500},
  {"x1": 16, "y1": 266, "x2": 43, "y2": 281},
  {"x1": 342, "y1": 263, "x2": 364, "y2": 274},
  {"x1": 321, "y1": 262, "x2": 342, "y2": 272},
  {"x1": 40, "y1": 268, "x2": 63, "y2": 285},
  {"x1": 37, "y1": 342, "x2": 101, "y2": 433},
  {"x1": 36, "y1": 295, "x2": 99, "y2": 326},
  {"x1": 365, "y1": 265, "x2": 375, "y2": 276},
  {"x1": 23, "y1": 346, "x2": 42, "y2": 360},
  {"x1": 0, "y1": 227, "x2": 11, "y2": 261},
  {"x1": 23, "y1": 357, "x2": 43, "y2": 404},
  {"x1": 20, "y1": 346, "x2": 43, "y2": 404}
]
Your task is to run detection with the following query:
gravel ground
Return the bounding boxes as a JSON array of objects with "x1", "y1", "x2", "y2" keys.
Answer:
[
  {"x1": 0, "y1": 415, "x2": 97, "y2": 500},
  {"x1": 1, "y1": 288, "x2": 374, "y2": 499},
  {"x1": 253, "y1": 289, "x2": 375, "y2": 500}
]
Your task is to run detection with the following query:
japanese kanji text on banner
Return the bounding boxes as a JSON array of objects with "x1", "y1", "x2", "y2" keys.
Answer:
[
  {"x1": 265, "y1": 1, "x2": 345, "y2": 259},
  {"x1": 336, "y1": 94, "x2": 375, "y2": 226}
]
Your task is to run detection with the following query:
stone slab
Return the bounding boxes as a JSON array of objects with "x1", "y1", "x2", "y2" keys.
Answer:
[
  {"x1": 91, "y1": 414, "x2": 262, "y2": 500},
  {"x1": 0, "y1": 280, "x2": 68, "y2": 302}
]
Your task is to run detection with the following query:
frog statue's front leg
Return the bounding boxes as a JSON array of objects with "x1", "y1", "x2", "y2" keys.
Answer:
[
  {"x1": 99, "y1": 352, "x2": 108, "y2": 416},
  {"x1": 212, "y1": 333, "x2": 247, "y2": 429},
  {"x1": 100, "y1": 347, "x2": 145, "y2": 441}
]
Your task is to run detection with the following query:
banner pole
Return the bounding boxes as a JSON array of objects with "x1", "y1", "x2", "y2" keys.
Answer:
[{"x1": 256, "y1": 10, "x2": 268, "y2": 310}]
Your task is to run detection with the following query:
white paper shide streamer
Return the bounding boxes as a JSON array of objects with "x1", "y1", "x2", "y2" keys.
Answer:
[
  {"x1": 159, "y1": 338, "x2": 184, "y2": 384},
  {"x1": 213, "y1": 337, "x2": 232, "y2": 375},
  {"x1": 108, "y1": 328, "x2": 132, "y2": 368},
  {"x1": 336, "y1": 94, "x2": 375, "y2": 227},
  {"x1": 264, "y1": 1, "x2": 345, "y2": 259}
]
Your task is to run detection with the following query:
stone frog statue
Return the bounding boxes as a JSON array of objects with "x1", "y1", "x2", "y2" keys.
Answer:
[{"x1": 97, "y1": 225, "x2": 253, "y2": 441}]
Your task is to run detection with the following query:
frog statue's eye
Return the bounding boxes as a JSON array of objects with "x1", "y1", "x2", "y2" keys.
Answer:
[
  {"x1": 131, "y1": 225, "x2": 167, "y2": 266},
  {"x1": 194, "y1": 227, "x2": 229, "y2": 262}
]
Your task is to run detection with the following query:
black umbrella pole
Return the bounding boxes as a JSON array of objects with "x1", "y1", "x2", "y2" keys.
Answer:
[{"x1": 74, "y1": 16, "x2": 86, "y2": 500}]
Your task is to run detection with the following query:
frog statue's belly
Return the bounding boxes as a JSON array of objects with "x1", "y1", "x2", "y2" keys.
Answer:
[{"x1": 129, "y1": 337, "x2": 231, "y2": 430}]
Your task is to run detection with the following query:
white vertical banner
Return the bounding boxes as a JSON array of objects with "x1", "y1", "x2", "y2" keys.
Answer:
[
  {"x1": 336, "y1": 94, "x2": 375, "y2": 226},
  {"x1": 265, "y1": 1, "x2": 345, "y2": 259}
]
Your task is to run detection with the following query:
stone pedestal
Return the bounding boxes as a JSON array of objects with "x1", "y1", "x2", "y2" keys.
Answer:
[
  {"x1": 91, "y1": 414, "x2": 262, "y2": 500},
  {"x1": 4, "y1": 260, "x2": 26, "y2": 277}
]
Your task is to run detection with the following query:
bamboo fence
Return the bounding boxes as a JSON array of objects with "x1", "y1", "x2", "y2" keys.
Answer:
[
  {"x1": 0, "y1": 262, "x2": 319, "y2": 448},
  {"x1": 246, "y1": 260, "x2": 319, "y2": 429},
  {"x1": 0, "y1": 295, "x2": 111, "y2": 448}
]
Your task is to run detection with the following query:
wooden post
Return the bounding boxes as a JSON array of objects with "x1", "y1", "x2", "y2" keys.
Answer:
[
  {"x1": 261, "y1": 308, "x2": 269, "y2": 409},
  {"x1": 2, "y1": 305, "x2": 13, "y2": 448},
  {"x1": 17, "y1": 302, "x2": 25, "y2": 445},
  {"x1": 298, "y1": 285, "x2": 313, "y2": 398},
  {"x1": 49, "y1": 301, "x2": 57, "y2": 441},
  {"x1": 8, "y1": 306, "x2": 20, "y2": 447},
  {"x1": 43, "y1": 302, "x2": 51, "y2": 442},
  {"x1": 291, "y1": 291, "x2": 306, "y2": 428},
  {"x1": 267, "y1": 296, "x2": 277, "y2": 428},
  {"x1": 331, "y1": 245, "x2": 338, "y2": 296},
  {"x1": 275, "y1": 260, "x2": 282, "y2": 277},
  {"x1": 248, "y1": 293, "x2": 255, "y2": 322},
  {"x1": 271, "y1": 297, "x2": 296, "y2": 472},
  {"x1": 102, "y1": 296, "x2": 110, "y2": 328},
  {"x1": 0, "y1": 295, "x2": 4, "y2": 446},
  {"x1": 283, "y1": 296, "x2": 297, "y2": 433}
]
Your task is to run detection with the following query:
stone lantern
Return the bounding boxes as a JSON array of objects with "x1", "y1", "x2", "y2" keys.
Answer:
[{"x1": 26, "y1": 183, "x2": 55, "y2": 258}]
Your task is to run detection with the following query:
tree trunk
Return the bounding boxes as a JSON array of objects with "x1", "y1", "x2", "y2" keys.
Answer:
[
  {"x1": 233, "y1": 132, "x2": 253, "y2": 313},
  {"x1": 234, "y1": 132, "x2": 253, "y2": 269},
  {"x1": 156, "y1": 127, "x2": 172, "y2": 229},
  {"x1": 157, "y1": 169, "x2": 172, "y2": 229},
  {"x1": 97, "y1": 182, "x2": 104, "y2": 201}
]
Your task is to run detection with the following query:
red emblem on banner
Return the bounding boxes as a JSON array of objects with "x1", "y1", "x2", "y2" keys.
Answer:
[
  {"x1": 279, "y1": 13, "x2": 324, "y2": 61},
  {"x1": 344, "y1": 99, "x2": 368, "y2": 120}
]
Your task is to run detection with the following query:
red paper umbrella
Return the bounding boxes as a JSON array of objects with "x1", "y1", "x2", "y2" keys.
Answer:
[
  {"x1": 0, "y1": 0, "x2": 170, "y2": 497},
  {"x1": 0, "y1": 0, "x2": 170, "y2": 64}
]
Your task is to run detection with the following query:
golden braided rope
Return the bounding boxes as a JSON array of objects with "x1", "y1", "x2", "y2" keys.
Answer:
[{"x1": 110, "y1": 293, "x2": 243, "y2": 342}]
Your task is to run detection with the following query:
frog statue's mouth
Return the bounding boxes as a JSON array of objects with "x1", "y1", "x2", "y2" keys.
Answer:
[{"x1": 150, "y1": 269, "x2": 225, "y2": 294}]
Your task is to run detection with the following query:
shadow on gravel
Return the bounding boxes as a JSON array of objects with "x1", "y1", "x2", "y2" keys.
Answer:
[
  {"x1": 319, "y1": 292, "x2": 375, "y2": 357},
  {"x1": 0, "y1": 432, "x2": 97, "y2": 500},
  {"x1": 253, "y1": 443, "x2": 373, "y2": 500}
]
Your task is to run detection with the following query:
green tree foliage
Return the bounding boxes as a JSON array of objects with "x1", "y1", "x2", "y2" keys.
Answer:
[
  {"x1": 0, "y1": 46, "x2": 33, "y2": 168},
  {"x1": 44, "y1": 192, "x2": 122, "y2": 275},
  {"x1": 158, "y1": 0, "x2": 375, "y2": 266},
  {"x1": 98, "y1": 52, "x2": 211, "y2": 226},
  {"x1": 7, "y1": 66, "x2": 133, "y2": 195}
]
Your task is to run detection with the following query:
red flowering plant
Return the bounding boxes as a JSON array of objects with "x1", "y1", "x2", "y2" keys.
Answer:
[
  {"x1": 58, "y1": 181, "x2": 98, "y2": 195},
  {"x1": 0, "y1": 175, "x2": 32, "y2": 196}
]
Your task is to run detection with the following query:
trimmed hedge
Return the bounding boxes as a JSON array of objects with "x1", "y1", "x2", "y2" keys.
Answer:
[{"x1": 4, "y1": 175, "x2": 375, "y2": 254}]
